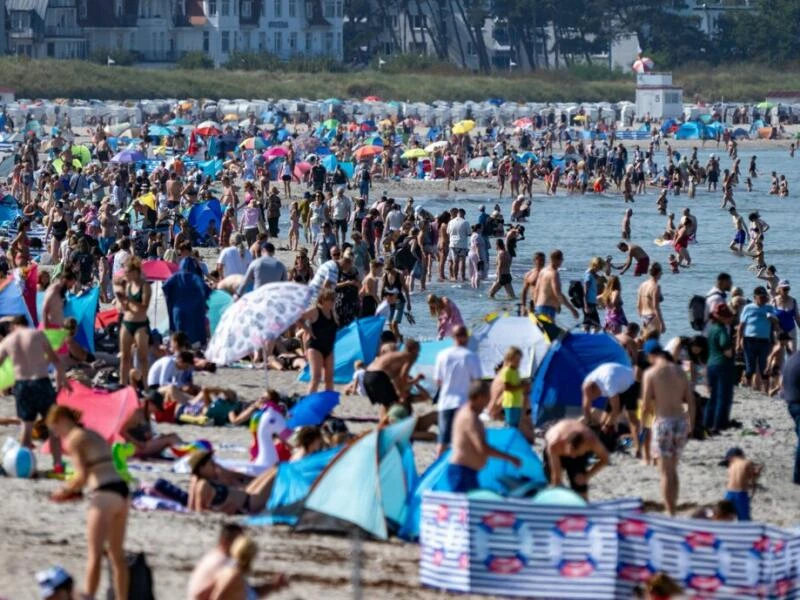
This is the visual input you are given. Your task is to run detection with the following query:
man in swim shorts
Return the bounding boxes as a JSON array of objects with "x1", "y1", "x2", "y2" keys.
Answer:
[
  {"x1": 363, "y1": 339, "x2": 420, "y2": 419},
  {"x1": 543, "y1": 418, "x2": 609, "y2": 500},
  {"x1": 616, "y1": 242, "x2": 650, "y2": 277},
  {"x1": 446, "y1": 380, "x2": 520, "y2": 493},
  {"x1": 533, "y1": 249, "x2": 579, "y2": 323},
  {"x1": 641, "y1": 342, "x2": 695, "y2": 516}
]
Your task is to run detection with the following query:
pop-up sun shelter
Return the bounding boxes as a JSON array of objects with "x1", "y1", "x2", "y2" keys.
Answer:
[
  {"x1": 469, "y1": 314, "x2": 550, "y2": 378},
  {"x1": 530, "y1": 332, "x2": 631, "y2": 426},
  {"x1": 298, "y1": 316, "x2": 385, "y2": 384}
]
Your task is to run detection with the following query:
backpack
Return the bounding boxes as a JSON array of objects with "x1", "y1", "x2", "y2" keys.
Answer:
[
  {"x1": 106, "y1": 552, "x2": 154, "y2": 600},
  {"x1": 568, "y1": 280, "x2": 584, "y2": 309},
  {"x1": 688, "y1": 294, "x2": 707, "y2": 331}
]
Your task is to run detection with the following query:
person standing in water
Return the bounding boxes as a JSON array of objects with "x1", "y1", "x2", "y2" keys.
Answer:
[
  {"x1": 729, "y1": 208, "x2": 747, "y2": 254},
  {"x1": 488, "y1": 238, "x2": 515, "y2": 300},
  {"x1": 637, "y1": 262, "x2": 665, "y2": 334},
  {"x1": 533, "y1": 250, "x2": 579, "y2": 323},
  {"x1": 520, "y1": 251, "x2": 545, "y2": 315}
]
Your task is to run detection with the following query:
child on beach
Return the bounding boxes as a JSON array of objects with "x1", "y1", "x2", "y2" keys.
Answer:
[
  {"x1": 720, "y1": 447, "x2": 762, "y2": 521},
  {"x1": 344, "y1": 360, "x2": 366, "y2": 396},
  {"x1": 500, "y1": 346, "x2": 526, "y2": 429},
  {"x1": 668, "y1": 254, "x2": 679, "y2": 274}
]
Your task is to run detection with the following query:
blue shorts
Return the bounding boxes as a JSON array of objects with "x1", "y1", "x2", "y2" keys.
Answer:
[
  {"x1": 445, "y1": 463, "x2": 480, "y2": 493},
  {"x1": 535, "y1": 305, "x2": 557, "y2": 320},
  {"x1": 724, "y1": 489, "x2": 751, "y2": 521},
  {"x1": 743, "y1": 337, "x2": 770, "y2": 377},
  {"x1": 733, "y1": 230, "x2": 745, "y2": 245},
  {"x1": 504, "y1": 407, "x2": 522, "y2": 428},
  {"x1": 437, "y1": 408, "x2": 457, "y2": 445}
]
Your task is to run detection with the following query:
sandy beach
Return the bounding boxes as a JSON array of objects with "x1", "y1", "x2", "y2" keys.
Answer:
[{"x1": 0, "y1": 129, "x2": 799, "y2": 598}]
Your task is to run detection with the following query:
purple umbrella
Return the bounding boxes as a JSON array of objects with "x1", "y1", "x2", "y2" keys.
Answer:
[{"x1": 110, "y1": 149, "x2": 147, "y2": 164}]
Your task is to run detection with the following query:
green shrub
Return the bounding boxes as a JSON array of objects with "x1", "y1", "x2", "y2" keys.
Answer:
[
  {"x1": 177, "y1": 51, "x2": 214, "y2": 70},
  {"x1": 223, "y1": 51, "x2": 282, "y2": 71},
  {"x1": 88, "y1": 49, "x2": 138, "y2": 66}
]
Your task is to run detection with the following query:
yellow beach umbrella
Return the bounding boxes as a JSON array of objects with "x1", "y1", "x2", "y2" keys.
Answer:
[
  {"x1": 453, "y1": 119, "x2": 475, "y2": 135},
  {"x1": 402, "y1": 148, "x2": 428, "y2": 159}
]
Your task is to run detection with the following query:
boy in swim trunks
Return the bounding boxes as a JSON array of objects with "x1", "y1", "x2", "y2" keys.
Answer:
[
  {"x1": 719, "y1": 447, "x2": 762, "y2": 521},
  {"x1": 642, "y1": 342, "x2": 695, "y2": 516}
]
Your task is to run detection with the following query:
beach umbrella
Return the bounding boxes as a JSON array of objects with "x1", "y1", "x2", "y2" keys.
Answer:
[
  {"x1": 147, "y1": 124, "x2": 173, "y2": 137},
  {"x1": 756, "y1": 101, "x2": 775, "y2": 111},
  {"x1": 632, "y1": 56, "x2": 654, "y2": 73},
  {"x1": 52, "y1": 157, "x2": 82, "y2": 175},
  {"x1": 264, "y1": 146, "x2": 288, "y2": 160},
  {"x1": 69, "y1": 145, "x2": 91, "y2": 165},
  {"x1": 354, "y1": 145, "x2": 383, "y2": 160},
  {"x1": 322, "y1": 118, "x2": 339, "y2": 130},
  {"x1": 167, "y1": 117, "x2": 191, "y2": 126},
  {"x1": 324, "y1": 98, "x2": 342, "y2": 105},
  {"x1": 240, "y1": 136, "x2": 267, "y2": 150},
  {"x1": 453, "y1": 119, "x2": 476, "y2": 135},
  {"x1": 223, "y1": 113, "x2": 240, "y2": 122},
  {"x1": 468, "y1": 156, "x2": 490, "y2": 171},
  {"x1": 362, "y1": 135, "x2": 383, "y2": 146},
  {"x1": 572, "y1": 114, "x2": 588, "y2": 123},
  {"x1": 110, "y1": 149, "x2": 146, "y2": 164},
  {"x1": 513, "y1": 117, "x2": 533, "y2": 129},
  {"x1": 195, "y1": 121, "x2": 222, "y2": 136},
  {"x1": 363, "y1": 95, "x2": 381, "y2": 102},
  {"x1": 286, "y1": 391, "x2": 340, "y2": 429},
  {"x1": 424, "y1": 140, "x2": 448, "y2": 153},
  {"x1": 359, "y1": 120, "x2": 376, "y2": 132},
  {"x1": 402, "y1": 148, "x2": 428, "y2": 159}
]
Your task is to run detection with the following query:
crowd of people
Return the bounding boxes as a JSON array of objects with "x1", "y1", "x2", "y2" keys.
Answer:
[{"x1": 1, "y1": 103, "x2": 799, "y2": 599}]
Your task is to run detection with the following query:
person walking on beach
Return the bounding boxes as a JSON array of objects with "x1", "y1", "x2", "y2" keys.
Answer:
[
  {"x1": 737, "y1": 286, "x2": 777, "y2": 393},
  {"x1": 0, "y1": 315, "x2": 68, "y2": 471},
  {"x1": 520, "y1": 251, "x2": 545, "y2": 315},
  {"x1": 533, "y1": 250, "x2": 578, "y2": 323},
  {"x1": 641, "y1": 341, "x2": 695, "y2": 516},
  {"x1": 543, "y1": 419, "x2": 609, "y2": 500},
  {"x1": 488, "y1": 238, "x2": 515, "y2": 299},
  {"x1": 636, "y1": 262, "x2": 665, "y2": 334},
  {"x1": 434, "y1": 325, "x2": 481, "y2": 457},
  {"x1": 446, "y1": 380, "x2": 521, "y2": 493}
]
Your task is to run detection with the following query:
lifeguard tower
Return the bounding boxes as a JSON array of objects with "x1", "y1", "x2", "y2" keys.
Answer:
[{"x1": 635, "y1": 72, "x2": 683, "y2": 121}]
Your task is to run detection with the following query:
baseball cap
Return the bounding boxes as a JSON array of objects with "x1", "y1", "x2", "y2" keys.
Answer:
[
  {"x1": 779, "y1": 279, "x2": 791, "y2": 289},
  {"x1": 36, "y1": 566, "x2": 73, "y2": 598},
  {"x1": 642, "y1": 339, "x2": 662, "y2": 356},
  {"x1": 718, "y1": 447, "x2": 745, "y2": 467}
]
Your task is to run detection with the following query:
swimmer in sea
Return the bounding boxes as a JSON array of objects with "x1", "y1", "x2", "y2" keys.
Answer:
[
  {"x1": 728, "y1": 208, "x2": 747, "y2": 254},
  {"x1": 621, "y1": 208, "x2": 632, "y2": 241}
]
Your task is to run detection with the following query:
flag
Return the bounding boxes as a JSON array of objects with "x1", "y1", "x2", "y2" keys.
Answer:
[
  {"x1": 107, "y1": 56, "x2": 116, "y2": 66},
  {"x1": 378, "y1": 58, "x2": 386, "y2": 66},
  {"x1": 510, "y1": 60, "x2": 517, "y2": 67}
]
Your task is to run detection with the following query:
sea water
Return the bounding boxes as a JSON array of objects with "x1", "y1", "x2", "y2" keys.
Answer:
[{"x1": 301, "y1": 148, "x2": 800, "y2": 341}]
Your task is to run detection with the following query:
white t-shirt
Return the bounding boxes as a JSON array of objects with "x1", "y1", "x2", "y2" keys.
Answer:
[
  {"x1": 217, "y1": 246, "x2": 252, "y2": 277},
  {"x1": 385, "y1": 209, "x2": 404, "y2": 232},
  {"x1": 434, "y1": 345, "x2": 482, "y2": 410},
  {"x1": 351, "y1": 368, "x2": 366, "y2": 397},
  {"x1": 446, "y1": 217, "x2": 470, "y2": 249},
  {"x1": 147, "y1": 356, "x2": 180, "y2": 387},
  {"x1": 583, "y1": 363, "x2": 635, "y2": 397}
]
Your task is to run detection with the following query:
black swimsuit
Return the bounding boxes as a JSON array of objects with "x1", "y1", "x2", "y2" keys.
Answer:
[{"x1": 308, "y1": 310, "x2": 337, "y2": 358}]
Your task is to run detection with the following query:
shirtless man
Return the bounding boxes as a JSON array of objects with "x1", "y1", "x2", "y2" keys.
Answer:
[
  {"x1": 543, "y1": 418, "x2": 609, "y2": 500},
  {"x1": 359, "y1": 259, "x2": 382, "y2": 317},
  {"x1": 720, "y1": 447, "x2": 762, "y2": 521},
  {"x1": 616, "y1": 322, "x2": 640, "y2": 364},
  {"x1": 641, "y1": 341, "x2": 695, "y2": 516},
  {"x1": 446, "y1": 381, "x2": 521, "y2": 493},
  {"x1": 637, "y1": 262, "x2": 665, "y2": 334},
  {"x1": 728, "y1": 207, "x2": 747, "y2": 254},
  {"x1": 681, "y1": 207, "x2": 698, "y2": 241},
  {"x1": 41, "y1": 269, "x2": 77, "y2": 328},
  {"x1": 533, "y1": 249, "x2": 579, "y2": 322},
  {"x1": 0, "y1": 315, "x2": 68, "y2": 470},
  {"x1": 520, "y1": 252, "x2": 545, "y2": 315},
  {"x1": 363, "y1": 339, "x2": 420, "y2": 419},
  {"x1": 488, "y1": 238, "x2": 515, "y2": 299},
  {"x1": 616, "y1": 242, "x2": 650, "y2": 277}
]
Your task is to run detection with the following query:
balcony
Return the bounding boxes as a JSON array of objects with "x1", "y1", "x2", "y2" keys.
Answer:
[
  {"x1": 45, "y1": 26, "x2": 84, "y2": 38},
  {"x1": 9, "y1": 27, "x2": 37, "y2": 39}
]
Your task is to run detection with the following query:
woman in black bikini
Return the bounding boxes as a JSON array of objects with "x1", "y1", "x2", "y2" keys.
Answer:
[
  {"x1": 118, "y1": 258, "x2": 151, "y2": 386},
  {"x1": 299, "y1": 289, "x2": 338, "y2": 393},
  {"x1": 47, "y1": 405, "x2": 130, "y2": 600},
  {"x1": 46, "y1": 202, "x2": 69, "y2": 263}
]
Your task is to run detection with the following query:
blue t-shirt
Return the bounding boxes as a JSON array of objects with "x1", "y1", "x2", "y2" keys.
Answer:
[
  {"x1": 740, "y1": 303, "x2": 775, "y2": 339},
  {"x1": 583, "y1": 270, "x2": 598, "y2": 304}
]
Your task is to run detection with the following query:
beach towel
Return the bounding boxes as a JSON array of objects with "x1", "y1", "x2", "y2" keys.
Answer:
[{"x1": 162, "y1": 258, "x2": 211, "y2": 345}]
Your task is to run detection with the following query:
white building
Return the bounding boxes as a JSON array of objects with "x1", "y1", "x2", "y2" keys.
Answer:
[
  {"x1": 77, "y1": 0, "x2": 343, "y2": 65},
  {"x1": 7, "y1": 0, "x2": 86, "y2": 58},
  {"x1": 635, "y1": 72, "x2": 683, "y2": 121}
]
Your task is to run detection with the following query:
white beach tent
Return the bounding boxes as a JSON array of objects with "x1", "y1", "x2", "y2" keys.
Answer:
[{"x1": 468, "y1": 315, "x2": 550, "y2": 379}]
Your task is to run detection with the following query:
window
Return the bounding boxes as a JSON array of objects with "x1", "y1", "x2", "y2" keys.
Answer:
[
  {"x1": 274, "y1": 31, "x2": 283, "y2": 53},
  {"x1": 242, "y1": 0, "x2": 252, "y2": 17},
  {"x1": 665, "y1": 92, "x2": 681, "y2": 104},
  {"x1": 412, "y1": 41, "x2": 426, "y2": 53},
  {"x1": 221, "y1": 0, "x2": 229, "y2": 15},
  {"x1": 207, "y1": 0, "x2": 217, "y2": 16},
  {"x1": 411, "y1": 14, "x2": 426, "y2": 29},
  {"x1": 274, "y1": 0, "x2": 282, "y2": 17},
  {"x1": 324, "y1": 0, "x2": 334, "y2": 18},
  {"x1": 305, "y1": 31, "x2": 312, "y2": 52},
  {"x1": 221, "y1": 31, "x2": 230, "y2": 52},
  {"x1": 324, "y1": 31, "x2": 333, "y2": 53},
  {"x1": 203, "y1": 30, "x2": 210, "y2": 51},
  {"x1": 79, "y1": 0, "x2": 87, "y2": 18},
  {"x1": 466, "y1": 41, "x2": 476, "y2": 56},
  {"x1": 289, "y1": 31, "x2": 297, "y2": 51},
  {"x1": 336, "y1": 31, "x2": 342, "y2": 53},
  {"x1": 288, "y1": 0, "x2": 296, "y2": 17},
  {"x1": 335, "y1": 0, "x2": 342, "y2": 17},
  {"x1": 259, "y1": 31, "x2": 266, "y2": 49}
]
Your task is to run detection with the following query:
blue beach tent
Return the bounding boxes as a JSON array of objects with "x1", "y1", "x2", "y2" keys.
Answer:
[
  {"x1": 530, "y1": 332, "x2": 630, "y2": 426},
  {"x1": 298, "y1": 316, "x2": 385, "y2": 384},
  {"x1": 399, "y1": 428, "x2": 547, "y2": 540}
]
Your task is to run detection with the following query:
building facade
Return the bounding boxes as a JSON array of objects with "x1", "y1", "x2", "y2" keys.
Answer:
[{"x1": 6, "y1": 0, "x2": 343, "y2": 64}]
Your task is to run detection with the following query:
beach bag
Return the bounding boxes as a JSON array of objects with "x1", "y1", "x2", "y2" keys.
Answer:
[
  {"x1": 688, "y1": 295, "x2": 706, "y2": 331},
  {"x1": 568, "y1": 280, "x2": 584, "y2": 310},
  {"x1": 106, "y1": 552, "x2": 154, "y2": 600}
]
